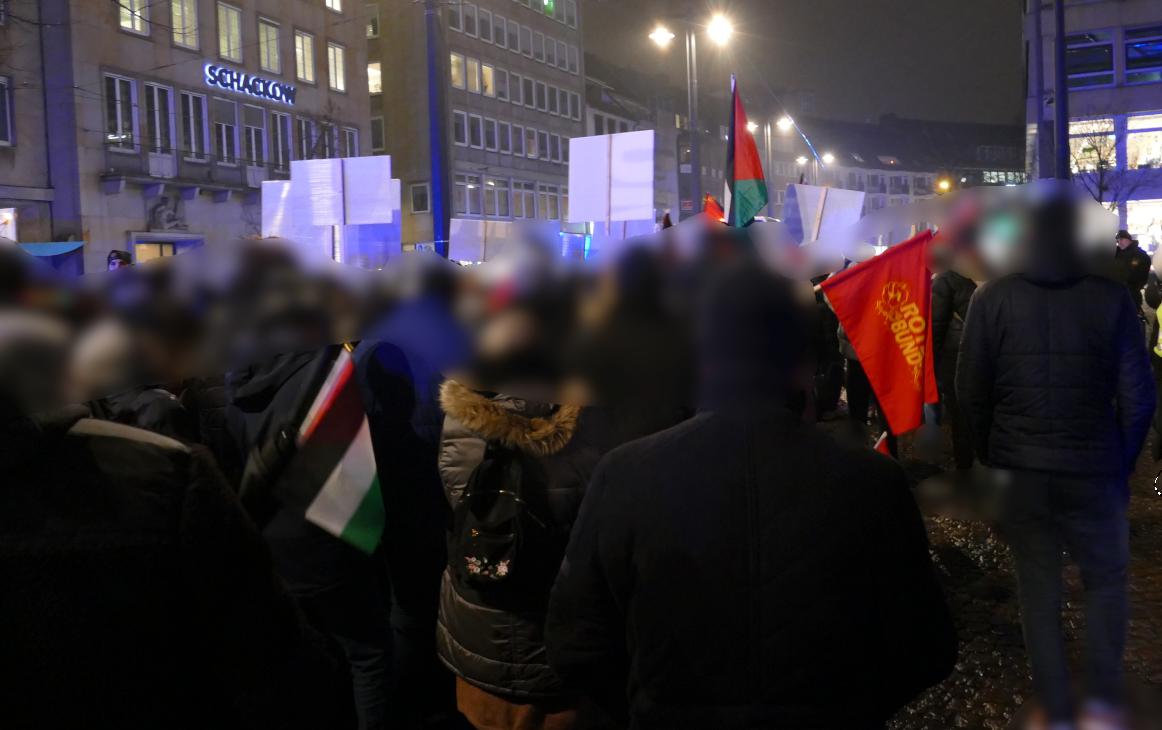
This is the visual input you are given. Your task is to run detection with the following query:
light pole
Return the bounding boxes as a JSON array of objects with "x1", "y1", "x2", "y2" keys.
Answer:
[{"x1": 650, "y1": 14, "x2": 732, "y2": 219}]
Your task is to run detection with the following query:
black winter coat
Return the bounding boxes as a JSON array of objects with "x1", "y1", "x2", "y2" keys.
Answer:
[
  {"x1": 956, "y1": 272, "x2": 1154, "y2": 478},
  {"x1": 0, "y1": 408, "x2": 324, "y2": 729},
  {"x1": 545, "y1": 409, "x2": 957, "y2": 729},
  {"x1": 1110, "y1": 242, "x2": 1151, "y2": 309},
  {"x1": 435, "y1": 380, "x2": 614, "y2": 701},
  {"x1": 931, "y1": 270, "x2": 977, "y2": 375}
]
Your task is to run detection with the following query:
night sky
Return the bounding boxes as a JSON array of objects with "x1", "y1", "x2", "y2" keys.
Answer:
[{"x1": 582, "y1": 0, "x2": 1026, "y2": 126}]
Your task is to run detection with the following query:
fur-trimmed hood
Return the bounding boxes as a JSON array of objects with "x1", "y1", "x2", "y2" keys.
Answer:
[{"x1": 439, "y1": 380, "x2": 580, "y2": 457}]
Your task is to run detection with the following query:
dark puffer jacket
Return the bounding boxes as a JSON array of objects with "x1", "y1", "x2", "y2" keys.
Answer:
[
  {"x1": 957, "y1": 271, "x2": 1154, "y2": 478},
  {"x1": 930, "y1": 270, "x2": 977, "y2": 374},
  {"x1": 435, "y1": 380, "x2": 610, "y2": 700},
  {"x1": 545, "y1": 410, "x2": 957, "y2": 729}
]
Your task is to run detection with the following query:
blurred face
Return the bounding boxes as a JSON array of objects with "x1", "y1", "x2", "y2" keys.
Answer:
[
  {"x1": 107, "y1": 258, "x2": 129, "y2": 271},
  {"x1": 1117, "y1": 235, "x2": 1133, "y2": 250}
]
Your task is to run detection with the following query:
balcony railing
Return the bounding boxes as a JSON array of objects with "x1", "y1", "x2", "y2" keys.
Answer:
[{"x1": 104, "y1": 144, "x2": 292, "y2": 190}]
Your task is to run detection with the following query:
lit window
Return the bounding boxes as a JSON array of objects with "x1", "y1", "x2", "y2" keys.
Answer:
[
  {"x1": 259, "y1": 19, "x2": 281, "y2": 73},
  {"x1": 1065, "y1": 31, "x2": 1114, "y2": 88},
  {"x1": 450, "y1": 53, "x2": 465, "y2": 89},
  {"x1": 120, "y1": 0, "x2": 148, "y2": 34},
  {"x1": 0, "y1": 76, "x2": 11, "y2": 146},
  {"x1": 1128, "y1": 114, "x2": 1162, "y2": 170},
  {"x1": 411, "y1": 183, "x2": 431, "y2": 214},
  {"x1": 1068, "y1": 118, "x2": 1117, "y2": 172},
  {"x1": 172, "y1": 0, "x2": 198, "y2": 48},
  {"x1": 454, "y1": 174, "x2": 482, "y2": 216},
  {"x1": 482, "y1": 64, "x2": 495, "y2": 97},
  {"x1": 1127, "y1": 199, "x2": 1162, "y2": 253},
  {"x1": 366, "y1": 4, "x2": 380, "y2": 38},
  {"x1": 104, "y1": 74, "x2": 137, "y2": 150},
  {"x1": 368, "y1": 61, "x2": 383, "y2": 94},
  {"x1": 370, "y1": 116, "x2": 385, "y2": 151},
  {"x1": 485, "y1": 177, "x2": 510, "y2": 217},
  {"x1": 328, "y1": 43, "x2": 346, "y2": 91},
  {"x1": 217, "y1": 3, "x2": 242, "y2": 62},
  {"x1": 325, "y1": 0, "x2": 342, "y2": 12},
  {"x1": 295, "y1": 31, "x2": 316, "y2": 83},
  {"x1": 466, "y1": 57, "x2": 481, "y2": 94}
]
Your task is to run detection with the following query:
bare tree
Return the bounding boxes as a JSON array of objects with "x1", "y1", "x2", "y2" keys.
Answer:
[{"x1": 1069, "y1": 117, "x2": 1142, "y2": 212}]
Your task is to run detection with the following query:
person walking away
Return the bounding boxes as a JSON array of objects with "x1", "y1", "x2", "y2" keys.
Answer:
[
  {"x1": 957, "y1": 196, "x2": 1154, "y2": 730},
  {"x1": 931, "y1": 269, "x2": 977, "y2": 470},
  {"x1": 546, "y1": 261, "x2": 957, "y2": 729}
]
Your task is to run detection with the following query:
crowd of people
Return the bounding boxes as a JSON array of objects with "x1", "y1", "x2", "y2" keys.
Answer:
[{"x1": 0, "y1": 187, "x2": 1155, "y2": 730}]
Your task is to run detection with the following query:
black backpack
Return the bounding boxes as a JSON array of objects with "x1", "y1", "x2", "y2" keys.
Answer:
[{"x1": 451, "y1": 443, "x2": 552, "y2": 591}]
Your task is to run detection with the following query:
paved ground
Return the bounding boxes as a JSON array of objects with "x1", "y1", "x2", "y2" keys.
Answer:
[{"x1": 883, "y1": 430, "x2": 1162, "y2": 730}]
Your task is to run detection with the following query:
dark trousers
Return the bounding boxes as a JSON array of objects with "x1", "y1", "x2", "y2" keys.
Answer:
[
  {"x1": 1001, "y1": 472, "x2": 1130, "y2": 722},
  {"x1": 846, "y1": 358, "x2": 897, "y2": 455},
  {"x1": 936, "y1": 355, "x2": 974, "y2": 470}
]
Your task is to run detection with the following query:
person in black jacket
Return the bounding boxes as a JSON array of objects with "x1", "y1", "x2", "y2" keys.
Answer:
[
  {"x1": 546, "y1": 262, "x2": 957, "y2": 730},
  {"x1": 930, "y1": 269, "x2": 977, "y2": 470},
  {"x1": 1111, "y1": 230, "x2": 1150, "y2": 310},
  {"x1": 0, "y1": 312, "x2": 344, "y2": 730},
  {"x1": 957, "y1": 197, "x2": 1154, "y2": 728}
]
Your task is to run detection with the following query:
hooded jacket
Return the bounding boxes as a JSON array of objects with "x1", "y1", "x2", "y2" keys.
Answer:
[{"x1": 435, "y1": 380, "x2": 610, "y2": 700}]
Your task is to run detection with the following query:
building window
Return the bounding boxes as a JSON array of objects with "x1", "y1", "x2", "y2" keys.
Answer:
[
  {"x1": 295, "y1": 31, "x2": 316, "y2": 83},
  {"x1": 217, "y1": 3, "x2": 242, "y2": 62},
  {"x1": 546, "y1": 37, "x2": 557, "y2": 66},
  {"x1": 565, "y1": 0, "x2": 576, "y2": 28},
  {"x1": 513, "y1": 180, "x2": 535, "y2": 219},
  {"x1": 1069, "y1": 117, "x2": 1117, "y2": 172},
  {"x1": 1065, "y1": 31, "x2": 1113, "y2": 88},
  {"x1": 568, "y1": 45, "x2": 579, "y2": 74},
  {"x1": 317, "y1": 123, "x2": 337, "y2": 158},
  {"x1": 1128, "y1": 114, "x2": 1162, "y2": 170},
  {"x1": 463, "y1": 3, "x2": 476, "y2": 36},
  {"x1": 242, "y1": 104, "x2": 265, "y2": 165},
  {"x1": 466, "y1": 58, "x2": 481, "y2": 94},
  {"x1": 368, "y1": 61, "x2": 383, "y2": 94},
  {"x1": 479, "y1": 9, "x2": 492, "y2": 42},
  {"x1": 1127, "y1": 199, "x2": 1162, "y2": 253},
  {"x1": 520, "y1": 26, "x2": 532, "y2": 57},
  {"x1": 499, "y1": 121, "x2": 511, "y2": 154},
  {"x1": 556, "y1": 40, "x2": 568, "y2": 70},
  {"x1": 548, "y1": 85, "x2": 558, "y2": 115},
  {"x1": 447, "y1": 2, "x2": 461, "y2": 32},
  {"x1": 411, "y1": 183, "x2": 431, "y2": 213},
  {"x1": 272, "y1": 110, "x2": 291, "y2": 169},
  {"x1": 296, "y1": 116, "x2": 313, "y2": 159},
  {"x1": 550, "y1": 133, "x2": 561, "y2": 162},
  {"x1": 325, "y1": 0, "x2": 341, "y2": 12},
  {"x1": 213, "y1": 97, "x2": 238, "y2": 163},
  {"x1": 370, "y1": 116, "x2": 385, "y2": 151},
  {"x1": 494, "y1": 14, "x2": 506, "y2": 48},
  {"x1": 482, "y1": 64, "x2": 495, "y2": 97},
  {"x1": 535, "y1": 81, "x2": 547, "y2": 112},
  {"x1": 180, "y1": 91, "x2": 208, "y2": 159},
  {"x1": 0, "y1": 76, "x2": 11, "y2": 146},
  {"x1": 510, "y1": 73, "x2": 523, "y2": 105},
  {"x1": 366, "y1": 4, "x2": 379, "y2": 37},
  {"x1": 328, "y1": 43, "x2": 346, "y2": 91},
  {"x1": 512, "y1": 124, "x2": 525, "y2": 156},
  {"x1": 120, "y1": 0, "x2": 148, "y2": 34},
  {"x1": 342, "y1": 127, "x2": 358, "y2": 157},
  {"x1": 452, "y1": 110, "x2": 467, "y2": 146},
  {"x1": 104, "y1": 74, "x2": 137, "y2": 151},
  {"x1": 1126, "y1": 26, "x2": 1162, "y2": 85},
  {"x1": 485, "y1": 177, "x2": 510, "y2": 217},
  {"x1": 259, "y1": 19, "x2": 281, "y2": 73},
  {"x1": 525, "y1": 126, "x2": 537, "y2": 158},
  {"x1": 507, "y1": 19, "x2": 519, "y2": 51},
  {"x1": 450, "y1": 53, "x2": 466, "y2": 89},
  {"x1": 484, "y1": 118, "x2": 498, "y2": 150},
  {"x1": 172, "y1": 0, "x2": 199, "y2": 48},
  {"x1": 538, "y1": 183, "x2": 560, "y2": 220},
  {"x1": 533, "y1": 31, "x2": 545, "y2": 62},
  {"x1": 454, "y1": 174, "x2": 482, "y2": 216},
  {"x1": 144, "y1": 83, "x2": 174, "y2": 153},
  {"x1": 538, "y1": 129, "x2": 549, "y2": 159},
  {"x1": 496, "y1": 69, "x2": 509, "y2": 101},
  {"x1": 468, "y1": 113, "x2": 483, "y2": 148}
]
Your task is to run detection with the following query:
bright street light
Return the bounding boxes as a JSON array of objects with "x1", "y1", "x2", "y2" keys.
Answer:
[
  {"x1": 649, "y1": 25, "x2": 676, "y2": 47},
  {"x1": 746, "y1": 121, "x2": 758, "y2": 133},
  {"x1": 821, "y1": 152, "x2": 836, "y2": 165},
  {"x1": 707, "y1": 14, "x2": 733, "y2": 46},
  {"x1": 796, "y1": 156, "x2": 809, "y2": 166},
  {"x1": 776, "y1": 116, "x2": 794, "y2": 132},
  {"x1": 937, "y1": 179, "x2": 952, "y2": 193}
]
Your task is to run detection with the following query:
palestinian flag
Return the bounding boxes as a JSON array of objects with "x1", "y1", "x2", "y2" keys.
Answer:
[
  {"x1": 291, "y1": 347, "x2": 384, "y2": 554},
  {"x1": 723, "y1": 75, "x2": 769, "y2": 228}
]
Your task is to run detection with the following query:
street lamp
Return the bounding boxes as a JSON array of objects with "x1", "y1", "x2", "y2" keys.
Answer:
[
  {"x1": 776, "y1": 116, "x2": 794, "y2": 133},
  {"x1": 707, "y1": 14, "x2": 734, "y2": 47},
  {"x1": 746, "y1": 121, "x2": 758, "y2": 134},
  {"x1": 821, "y1": 152, "x2": 836, "y2": 166},
  {"x1": 796, "y1": 156, "x2": 809, "y2": 166},
  {"x1": 937, "y1": 179, "x2": 952, "y2": 193},
  {"x1": 649, "y1": 13, "x2": 733, "y2": 219}
]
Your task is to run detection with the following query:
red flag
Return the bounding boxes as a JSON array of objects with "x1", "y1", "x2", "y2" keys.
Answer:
[
  {"x1": 820, "y1": 230, "x2": 939, "y2": 435},
  {"x1": 703, "y1": 194, "x2": 726, "y2": 222}
]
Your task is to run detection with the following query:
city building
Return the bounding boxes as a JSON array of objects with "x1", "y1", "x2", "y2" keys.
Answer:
[
  {"x1": 369, "y1": 0, "x2": 584, "y2": 251},
  {"x1": 757, "y1": 114, "x2": 1026, "y2": 222},
  {"x1": 1025, "y1": 0, "x2": 1162, "y2": 250},
  {"x1": 0, "y1": 0, "x2": 369, "y2": 272}
]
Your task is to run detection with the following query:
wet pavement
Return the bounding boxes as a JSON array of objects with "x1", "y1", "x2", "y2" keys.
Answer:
[{"x1": 884, "y1": 431, "x2": 1162, "y2": 730}]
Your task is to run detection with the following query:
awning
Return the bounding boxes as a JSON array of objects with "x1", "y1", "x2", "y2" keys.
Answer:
[{"x1": 17, "y1": 242, "x2": 85, "y2": 257}]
